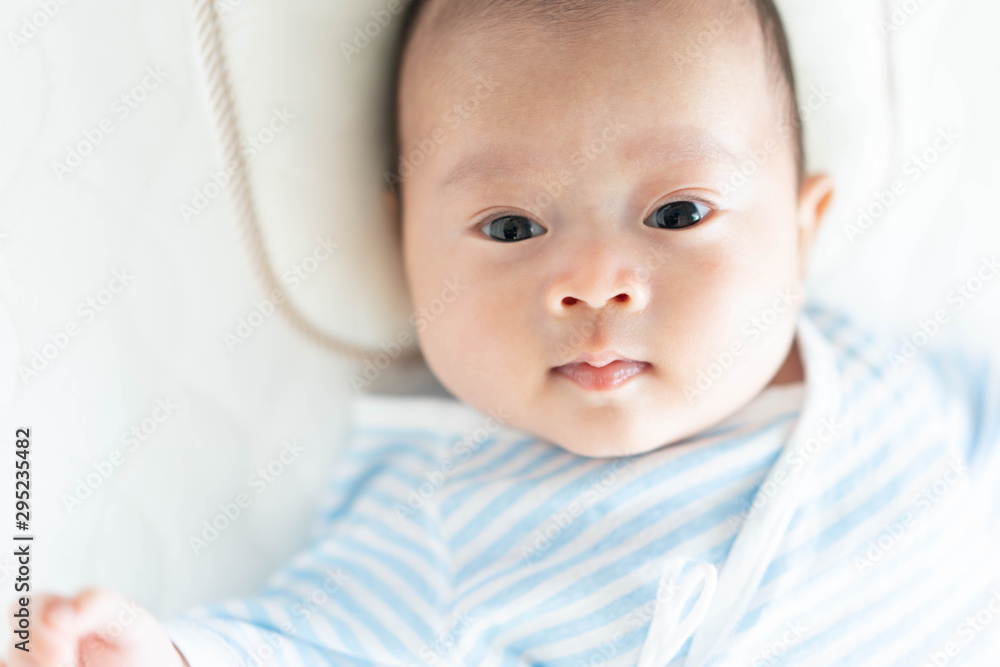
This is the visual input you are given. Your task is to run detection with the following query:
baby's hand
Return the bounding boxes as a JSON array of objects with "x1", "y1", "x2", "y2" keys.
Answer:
[{"x1": 2, "y1": 589, "x2": 189, "y2": 667}]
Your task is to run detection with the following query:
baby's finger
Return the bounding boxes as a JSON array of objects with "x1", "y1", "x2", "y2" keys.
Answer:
[{"x1": 66, "y1": 588, "x2": 132, "y2": 638}]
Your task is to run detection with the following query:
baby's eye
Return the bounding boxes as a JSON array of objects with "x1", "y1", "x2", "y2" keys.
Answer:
[
  {"x1": 645, "y1": 201, "x2": 711, "y2": 230},
  {"x1": 480, "y1": 215, "x2": 547, "y2": 243}
]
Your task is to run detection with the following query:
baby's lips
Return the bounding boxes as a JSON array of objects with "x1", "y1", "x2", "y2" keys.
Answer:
[{"x1": 552, "y1": 359, "x2": 651, "y2": 391}]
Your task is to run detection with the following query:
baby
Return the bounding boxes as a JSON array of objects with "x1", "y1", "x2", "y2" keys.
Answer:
[{"x1": 9, "y1": 0, "x2": 1000, "y2": 665}]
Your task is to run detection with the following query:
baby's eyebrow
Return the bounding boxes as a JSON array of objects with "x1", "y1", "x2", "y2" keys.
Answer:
[
  {"x1": 437, "y1": 130, "x2": 742, "y2": 193},
  {"x1": 438, "y1": 149, "x2": 549, "y2": 193}
]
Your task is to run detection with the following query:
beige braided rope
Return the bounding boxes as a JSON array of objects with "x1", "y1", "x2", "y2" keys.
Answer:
[{"x1": 191, "y1": 0, "x2": 419, "y2": 363}]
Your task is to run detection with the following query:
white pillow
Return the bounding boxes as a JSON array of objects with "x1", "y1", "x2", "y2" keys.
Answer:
[{"x1": 209, "y1": 0, "x2": 417, "y2": 354}]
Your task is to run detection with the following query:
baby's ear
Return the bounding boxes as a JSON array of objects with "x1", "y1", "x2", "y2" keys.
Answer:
[{"x1": 796, "y1": 174, "x2": 835, "y2": 279}]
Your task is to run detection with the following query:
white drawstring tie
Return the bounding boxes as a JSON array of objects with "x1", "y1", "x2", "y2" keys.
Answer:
[{"x1": 636, "y1": 558, "x2": 719, "y2": 667}]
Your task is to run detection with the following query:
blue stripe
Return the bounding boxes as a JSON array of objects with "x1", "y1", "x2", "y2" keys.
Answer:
[
  {"x1": 781, "y1": 403, "x2": 936, "y2": 544},
  {"x1": 335, "y1": 534, "x2": 444, "y2": 608},
  {"x1": 283, "y1": 558, "x2": 428, "y2": 662},
  {"x1": 189, "y1": 602, "x2": 260, "y2": 665},
  {"x1": 718, "y1": 361, "x2": 943, "y2": 635},
  {"x1": 449, "y1": 456, "x2": 590, "y2": 554},
  {"x1": 546, "y1": 625, "x2": 652, "y2": 667},
  {"x1": 760, "y1": 428, "x2": 948, "y2": 588},
  {"x1": 241, "y1": 598, "x2": 326, "y2": 667},
  {"x1": 352, "y1": 427, "x2": 453, "y2": 449},
  {"x1": 441, "y1": 443, "x2": 564, "y2": 521},
  {"x1": 460, "y1": 487, "x2": 773, "y2": 666},
  {"x1": 781, "y1": 541, "x2": 981, "y2": 664},
  {"x1": 327, "y1": 507, "x2": 444, "y2": 569},
  {"x1": 448, "y1": 437, "x2": 537, "y2": 484},
  {"x1": 499, "y1": 580, "x2": 662, "y2": 666},
  {"x1": 502, "y1": 547, "x2": 724, "y2": 664},
  {"x1": 258, "y1": 579, "x2": 368, "y2": 658},
  {"x1": 455, "y1": 417, "x2": 793, "y2": 588}
]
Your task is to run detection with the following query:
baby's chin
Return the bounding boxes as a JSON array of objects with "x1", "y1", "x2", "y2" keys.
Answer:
[{"x1": 520, "y1": 403, "x2": 714, "y2": 459}]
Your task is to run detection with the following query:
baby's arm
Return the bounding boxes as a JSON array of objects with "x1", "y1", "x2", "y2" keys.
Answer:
[
  {"x1": 155, "y1": 436, "x2": 453, "y2": 666},
  {"x1": 3, "y1": 589, "x2": 189, "y2": 667},
  {"x1": 157, "y1": 469, "x2": 452, "y2": 666},
  {"x1": 5, "y1": 430, "x2": 450, "y2": 666}
]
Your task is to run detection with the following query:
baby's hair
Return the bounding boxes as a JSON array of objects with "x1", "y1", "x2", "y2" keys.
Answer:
[{"x1": 384, "y1": 0, "x2": 805, "y2": 201}]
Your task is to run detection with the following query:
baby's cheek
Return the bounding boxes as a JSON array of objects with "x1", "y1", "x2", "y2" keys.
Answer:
[
  {"x1": 656, "y1": 253, "x2": 782, "y2": 380},
  {"x1": 414, "y1": 277, "x2": 505, "y2": 392}
]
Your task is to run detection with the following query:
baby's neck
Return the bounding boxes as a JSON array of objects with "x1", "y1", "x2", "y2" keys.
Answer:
[{"x1": 768, "y1": 340, "x2": 805, "y2": 386}]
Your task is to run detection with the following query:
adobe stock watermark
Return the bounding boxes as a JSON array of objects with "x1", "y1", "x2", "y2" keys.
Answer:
[
  {"x1": 180, "y1": 107, "x2": 296, "y2": 223},
  {"x1": 224, "y1": 235, "x2": 340, "y2": 352},
  {"x1": 287, "y1": 567, "x2": 352, "y2": 624},
  {"x1": 716, "y1": 84, "x2": 833, "y2": 197},
  {"x1": 384, "y1": 76, "x2": 500, "y2": 191},
  {"x1": 845, "y1": 126, "x2": 960, "y2": 243},
  {"x1": 188, "y1": 439, "x2": 307, "y2": 555},
  {"x1": 853, "y1": 458, "x2": 967, "y2": 575},
  {"x1": 51, "y1": 66, "x2": 168, "y2": 182},
  {"x1": 920, "y1": 590, "x2": 1000, "y2": 667},
  {"x1": 582, "y1": 560, "x2": 711, "y2": 667},
  {"x1": 61, "y1": 397, "x2": 180, "y2": 514},
  {"x1": 393, "y1": 409, "x2": 511, "y2": 524},
  {"x1": 621, "y1": 560, "x2": 682, "y2": 632},
  {"x1": 684, "y1": 288, "x2": 803, "y2": 403},
  {"x1": 673, "y1": 0, "x2": 753, "y2": 67},
  {"x1": 17, "y1": 269, "x2": 136, "y2": 384},
  {"x1": 350, "y1": 277, "x2": 469, "y2": 392},
  {"x1": 73, "y1": 597, "x2": 149, "y2": 664},
  {"x1": 228, "y1": 567, "x2": 352, "y2": 667},
  {"x1": 749, "y1": 619, "x2": 810, "y2": 666},
  {"x1": 214, "y1": 0, "x2": 247, "y2": 15},
  {"x1": 518, "y1": 118, "x2": 629, "y2": 213},
  {"x1": 7, "y1": 0, "x2": 73, "y2": 53},
  {"x1": 726, "y1": 415, "x2": 845, "y2": 534},
  {"x1": 20, "y1": 597, "x2": 153, "y2": 664},
  {"x1": 519, "y1": 456, "x2": 636, "y2": 563},
  {"x1": 573, "y1": 630, "x2": 629, "y2": 667},
  {"x1": 879, "y1": 0, "x2": 933, "y2": 35},
  {"x1": 552, "y1": 320, "x2": 599, "y2": 364},
  {"x1": 885, "y1": 255, "x2": 999, "y2": 373},
  {"x1": 340, "y1": 0, "x2": 412, "y2": 63},
  {"x1": 412, "y1": 608, "x2": 480, "y2": 667},
  {"x1": 946, "y1": 255, "x2": 1000, "y2": 311}
]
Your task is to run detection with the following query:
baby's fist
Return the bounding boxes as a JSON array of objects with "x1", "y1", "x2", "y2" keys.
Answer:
[{"x1": 3, "y1": 589, "x2": 188, "y2": 667}]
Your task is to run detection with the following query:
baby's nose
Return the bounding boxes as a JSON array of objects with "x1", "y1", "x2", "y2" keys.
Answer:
[{"x1": 545, "y1": 263, "x2": 651, "y2": 316}]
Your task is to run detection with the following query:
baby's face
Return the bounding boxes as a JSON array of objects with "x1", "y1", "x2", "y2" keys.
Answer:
[{"x1": 396, "y1": 1, "x2": 832, "y2": 457}]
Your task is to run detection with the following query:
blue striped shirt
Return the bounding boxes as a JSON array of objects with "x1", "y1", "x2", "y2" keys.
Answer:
[{"x1": 163, "y1": 302, "x2": 1000, "y2": 666}]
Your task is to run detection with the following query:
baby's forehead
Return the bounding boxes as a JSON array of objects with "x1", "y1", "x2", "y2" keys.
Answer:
[
  {"x1": 401, "y1": 0, "x2": 771, "y2": 117},
  {"x1": 393, "y1": 0, "x2": 803, "y2": 188},
  {"x1": 403, "y1": 0, "x2": 765, "y2": 70},
  {"x1": 400, "y1": 1, "x2": 772, "y2": 133},
  {"x1": 411, "y1": 0, "x2": 758, "y2": 36}
]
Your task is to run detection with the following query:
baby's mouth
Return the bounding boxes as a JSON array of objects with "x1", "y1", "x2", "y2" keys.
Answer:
[{"x1": 551, "y1": 357, "x2": 651, "y2": 392}]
